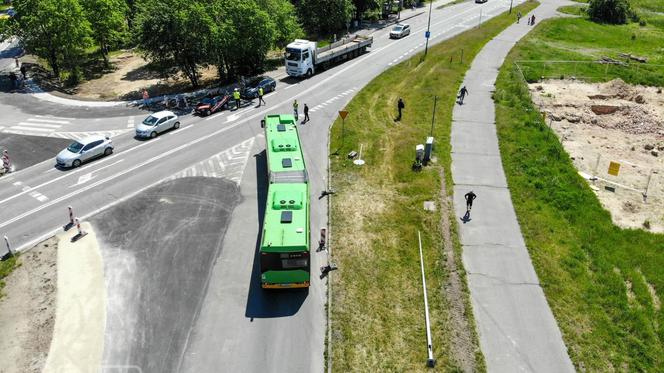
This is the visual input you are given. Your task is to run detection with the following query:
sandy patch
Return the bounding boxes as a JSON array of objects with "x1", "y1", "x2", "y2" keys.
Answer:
[
  {"x1": 531, "y1": 79, "x2": 664, "y2": 232},
  {"x1": 0, "y1": 238, "x2": 57, "y2": 373}
]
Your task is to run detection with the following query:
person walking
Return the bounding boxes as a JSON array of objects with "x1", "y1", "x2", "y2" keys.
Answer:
[
  {"x1": 293, "y1": 99, "x2": 299, "y2": 119},
  {"x1": 464, "y1": 190, "x2": 477, "y2": 212},
  {"x1": 530, "y1": 14, "x2": 536, "y2": 25},
  {"x1": 397, "y1": 97, "x2": 405, "y2": 121},
  {"x1": 257, "y1": 87, "x2": 266, "y2": 106},
  {"x1": 517, "y1": 11, "x2": 522, "y2": 24},
  {"x1": 233, "y1": 88, "x2": 241, "y2": 110},
  {"x1": 458, "y1": 86, "x2": 469, "y2": 105},
  {"x1": 527, "y1": 15, "x2": 531, "y2": 25},
  {"x1": 303, "y1": 104, "x2": 310, "y2": 123},
  {"x1": 142, "y1": 89, "x2": 149, "y2": 107}
]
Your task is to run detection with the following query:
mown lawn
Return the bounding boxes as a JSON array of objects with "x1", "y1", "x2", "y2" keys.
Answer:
[
  {"x1": 327, "y1": 1, "x2": 538, "y2": 372},
  {"x1": 493, "y1": 8, "x2": 664, "y2": 371},
  {"x1": 0, "y1": 255, "x2": 19, "y2": 299}
]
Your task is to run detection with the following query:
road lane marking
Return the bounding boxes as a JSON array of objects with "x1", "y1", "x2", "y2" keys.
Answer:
[
  {"x1": 284, "y1": 83, "x2": 299, "y2": 90},
  {"x1": 35, "y1": 115, "x2": 75, "y2": 120},
  {"x1": 11, "y1": 126, "x2": 55, "y2": 132},
  {"x1": 69, "y1": 159, "x2": 125, "y2": 187},
  {"x1": 27, "y1": 118, "x2": 70, "y2": 124}
]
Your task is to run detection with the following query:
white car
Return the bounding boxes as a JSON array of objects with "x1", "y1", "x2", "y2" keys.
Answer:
[
  {"x1": 136, "y1": 110, "x2": 180, "y2": 139},
  {"x1": 56, "y1": 135, "x2": 113, "y2": 168},
  {"x1": 390, "y1": 24, "x2": 411, "y2": 39}
]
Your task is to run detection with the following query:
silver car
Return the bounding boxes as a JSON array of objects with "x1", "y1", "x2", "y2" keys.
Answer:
[
  {"x1": 390, "y1": 23, "x2": 411, "y2": 39},
  {"x1": 136, "y1": 110, "x2": 180, "y2": 139},
  {"x1": 56, "y1": 135, "x2": 114, "y2": 168}
]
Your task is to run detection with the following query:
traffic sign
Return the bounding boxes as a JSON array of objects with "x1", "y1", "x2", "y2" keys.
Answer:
[
  {"x1": 425, "y1": 31, "x2": 430, "y2": 38},
  {"x1": 339, "y1": 110, "x2": 349, "y2": 120}
]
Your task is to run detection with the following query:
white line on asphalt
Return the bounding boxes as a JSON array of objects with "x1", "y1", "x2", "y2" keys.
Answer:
[
  {"x1": 27, "y1": 118, "x2": 70, "y2": 124},
  {"x1": 18, "y1": 122, "x2": 62, "y2": 128},
  {"x1": 68, "y1": 159, "x2": 125, "y2": 188},
  {"x1": 171, "y1": 125, "x2": 192, "y2": 133},
  {"x1": 284, "y1": 83, "x2": 299, "y2": 90},
  {"x1": 0, "y1": 139, "x2": 156, "y2": 206},
  {"x1": 35, "y1": 115, "x2": 75, "y2": 120},
  {"x1": 11, "y1": 126, "x2": 55, "y2": 132}
]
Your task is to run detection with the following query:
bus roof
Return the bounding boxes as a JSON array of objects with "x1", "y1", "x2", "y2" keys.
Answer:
[
  {"x1": 264, "y1": 114, "x2": 307, "y2": 176},
  {"x1": 261, "y1": 183, "x2": 309, "y2": 253}
]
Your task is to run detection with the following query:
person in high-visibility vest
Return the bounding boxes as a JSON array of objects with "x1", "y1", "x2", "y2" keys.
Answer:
[
  {"x1": 258, "y1": 87, "x2": 266, "y2": 106},
  {"x1": 293, "y1": 99, "x2": 299, "y2": 119},
  {"x1": 233, "y1": 88, "x2": 241, "y2": 109}
]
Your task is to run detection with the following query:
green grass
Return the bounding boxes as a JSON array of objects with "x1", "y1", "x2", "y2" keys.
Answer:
[
  {"x1": 514, "y1": 16, "x2": 664, "y2": 85},
  {"x1": 493, "y1": 13, "x2": 664, "y2": 373},
  {"x1": 327, "y1": 1, "x2": 538, "y2": 371},
  {"x1": 557, "y1": 5, "x2": 587, "y2": 16},
  {"x1": 0, "y1": 255, "x2": 19, "y2": 299},
  {"x1": 437, "y1": 0, "x2": 468, "y2": 10}
]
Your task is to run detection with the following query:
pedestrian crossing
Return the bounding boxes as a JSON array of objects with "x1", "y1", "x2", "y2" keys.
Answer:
[
  {"x1": 0, "y1": 114, "x2": 132, "y2": 141},
  {"x1": 308, "y1": 87, "x2": 357, "y2": 113},
  {"x1": 166, "y1": 137, "x2": 256, "y2": 184}
]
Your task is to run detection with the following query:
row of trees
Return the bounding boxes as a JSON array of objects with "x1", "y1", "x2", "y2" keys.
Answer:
[{"x1": 0, "y1": 0, "x2": 409, "y2": 87}]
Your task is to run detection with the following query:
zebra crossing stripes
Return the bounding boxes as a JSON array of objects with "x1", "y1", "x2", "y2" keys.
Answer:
[
  {"x1": 2, "y1": 116, "x2": 69, "y2": 136},
  {"x1": 308, "y1": 87, "x2": 357, "y2": 113},
  {"x1": 49, "y1": 129, "x2": 133, "y2": 141},
  {"x1": 127, "y1": 116, "x2": 135, "y2": 128},
  {"x1": 166, "y1": 137, "x2": 256, "y2": 184}
]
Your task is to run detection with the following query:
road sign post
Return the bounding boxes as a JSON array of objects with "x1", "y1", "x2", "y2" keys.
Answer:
[
  {"x1": 339, "y1": 110, "x2": 349, "y2": 149},
  {"x1": 424, "y1": 0, "x2": 433, "y2": 57}
]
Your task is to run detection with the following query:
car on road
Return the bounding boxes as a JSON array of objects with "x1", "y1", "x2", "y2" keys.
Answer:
[
  {"x1": 475, "y1": 0, "x2": 488, "y2": 3},
  {"x1": 241, "y1": 76, "x2": 277, "y2": 99},
  {"x1": 136, "y1": 110, "x2": 180, "y2": 138},
  {"x1": 56, "y1": 135, "x2": 113, "y2": 168},
  {"x1": 194, "y1": 95, "x2": 231, "y2": 116},
  {"x1": 390, "y1": 23, "x2": 411, "y2": 39}
]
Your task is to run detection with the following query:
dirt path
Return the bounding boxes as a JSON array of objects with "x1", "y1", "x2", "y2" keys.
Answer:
[
  {"x1": 0, "y1": 238, "x2": 57, "y2": 373},
  {"x1": 531, "y1": 79, "x2": 664, "y2": 232}
]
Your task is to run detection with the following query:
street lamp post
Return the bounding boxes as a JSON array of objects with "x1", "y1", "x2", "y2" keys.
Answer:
[
  {"x1": 509, "y1": 0, "x2": 513, "y2": 14},
  {"x1": 429, "y1": 95, "x2": 438, "y2": 137},
  {"x1": 424, "y1": 0, "x2": 433, "y2": 57}
]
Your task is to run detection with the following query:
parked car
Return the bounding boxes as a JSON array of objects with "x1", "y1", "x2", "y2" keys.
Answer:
[
  {"x1": 194, "y1": 95, "x2": 231, "y2": 116},
  {"x1": 241, "y1": 76, "x2": 277, "y2": 99},
  {"x1": 56, "y1": 135, "x2": 113, "y2": 168},
  {"x1": 390, "y1": 23, "x2": 411, "y2": 39},
  {"x1": 136, "y1": 110, "x2": 180, "y2": 138}
]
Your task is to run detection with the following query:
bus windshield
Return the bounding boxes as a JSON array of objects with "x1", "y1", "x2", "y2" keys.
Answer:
[
  {"x1": 285, "y1": 48, "x2": 302, "y2": 61},
  {"x1": 261, "y1": 252, "x2": 308, "y2": 272}
]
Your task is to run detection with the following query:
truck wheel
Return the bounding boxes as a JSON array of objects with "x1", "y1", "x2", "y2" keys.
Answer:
[{"x1": 306, "y1": 69, "x2": 313, "y2": 78}]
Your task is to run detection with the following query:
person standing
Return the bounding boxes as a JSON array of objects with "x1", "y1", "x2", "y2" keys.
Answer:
[
  {"x1": 233, "y1": 88, "x2": 241, "y2": 110},
  {"x1": 303, "y1": 104, "x2": 310, "y2": 123},
  {"x1": 517, "y1": 11, "x2": 522, "y2": 23},
  {"x1": 464, "y1": 191, "x2": 476, "y2": 212},
  {"x1": 527, "y1": 15, "x2": 531, "y2": 25},
  {"x1": 458, "y1": 86, "x2": 469, "y2": 105},
  {"x1": 258, "y1": 87, "x2": 266, "y2": 106},
  {"x1": 142, "y1": 89, "x2": 149, "y2": 107},
  {"x1": 530, "y1": 15, "x2": 536, "y2": 25},
  {"x1": 293, "y1": 99, "x2": 299, "y2": 119},
  {"x1": 20, "y1": 65, "x2": 27, "y2": 79},
  {"x1": 397, "y1": 97, "x2": 405, "y2": 121}
]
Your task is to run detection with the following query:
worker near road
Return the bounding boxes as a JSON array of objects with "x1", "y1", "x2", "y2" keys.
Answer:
[
  {"x1": 517, "y1": 11, "x2": 522, "y2": 23},
  {"x1": 293, "y1": 100, "x2": 299, "y2": 119},
  {"x1": 233, "y1": 88, "x2": 241, "y2": 110},
  {"x1": 397, "y1": 97, "x2": 405, "y2": 121},
  {"x1": 303, "y1": 104, "x2": 310, "y2": 123},
  {"x1": 258, "y1": 87, "x2": 266, "y2": 106}
]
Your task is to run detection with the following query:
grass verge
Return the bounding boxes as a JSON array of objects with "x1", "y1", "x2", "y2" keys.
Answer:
[
  {"x1": 327, "y1": 1, "x2": 538, "y2": 371},
  {"x1": 0, "y1": 255, "x2": 20, "y2": 299},
  {"x1": 494, "y1": 10, "x2": 664, "y2": 372}
]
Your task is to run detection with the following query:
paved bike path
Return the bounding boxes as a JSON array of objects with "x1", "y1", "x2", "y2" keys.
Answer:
[{"x1": 451, "y1": 1, "x2": 575, "y2": 372}]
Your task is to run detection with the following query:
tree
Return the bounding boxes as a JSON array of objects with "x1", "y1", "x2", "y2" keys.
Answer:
[
  {"x1": 255, "y1": 0, "x2": 303, "y2": 47},
  {"x1": 587, "y1": 0, "x2": 631, "y2": 24},
  {"x1": 135, "y1": 0, "x2": 214, "y2": 87},
  {"x1": 5, "y1": 0, "x2": 92, "y2": 77},
  {"x1": 81, "y1": 0, "x2": 128, "y2": 64},
  {"x1": 352, "y1": 0, "x2": 380, "y2": 20},
  {"x1": 209, "y1": 0, "x2": 276, "y2": 81},
  {"x1": 295, "y1": 0, "x2": 355, "y2": 36}
]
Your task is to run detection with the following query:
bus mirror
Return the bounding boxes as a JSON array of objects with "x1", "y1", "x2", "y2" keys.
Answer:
[{"x1": 261, "y1": 119, "x2": 265, "y2": 128}]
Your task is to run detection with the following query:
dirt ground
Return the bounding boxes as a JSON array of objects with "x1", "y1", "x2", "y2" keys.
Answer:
[
  {"x1": 530, "y1": 79, "x2": 664, "y2": 232},
  {"x1": 61, "y1": 50, "x2": 219, "y2": 101},
  {"x1": 0, "y1": 238, "x2": 57, "y2": 373}
]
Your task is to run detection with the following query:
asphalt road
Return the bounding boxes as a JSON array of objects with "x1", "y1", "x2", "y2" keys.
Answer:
[{"x1": 0, "y1": 1, "x2": 528, "y2": 371}]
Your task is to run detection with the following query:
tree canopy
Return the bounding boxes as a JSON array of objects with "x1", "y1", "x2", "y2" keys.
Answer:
[{"x1": 587, "y1": 0, "x2": 632, "y2": 24}]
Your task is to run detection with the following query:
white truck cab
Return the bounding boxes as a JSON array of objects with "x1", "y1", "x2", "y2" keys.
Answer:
[
  {"x1": 285, "y1": 40, "x2": 316, "y2": 78},
  {"x1": 285, "y1": 35, "x2": 373, "y2": 78}
]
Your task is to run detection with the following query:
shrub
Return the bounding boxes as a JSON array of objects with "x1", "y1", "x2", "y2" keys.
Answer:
[{"x1": 587, "y1": 0, "x2": 631, "y2": 24}]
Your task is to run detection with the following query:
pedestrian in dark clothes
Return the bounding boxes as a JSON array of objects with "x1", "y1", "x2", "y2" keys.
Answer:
[
  {"x1": 20, "y1": 65, "x2": 27, "y2": 79},
  {"x1": 517, "y1": 11, "x2": 522, "y2": 23},
  {"x1": 303, "y1": 104, "x2": 310, "y2": 123},
  {"x1": 530, "y1": 15, "x2": 536, "y2": 25},
  {"x1": 527, "y1": 15, "x2": 531, "y2": 25},
  {"x1": 397, "y1": 97, "x2": 405, "y2": 121},
  {"x1": 465, "y1": 190, "x2": 476, "y2": 212},
  {"x1": 458, "y1": 86, "x2": 469, "y2": 105}
]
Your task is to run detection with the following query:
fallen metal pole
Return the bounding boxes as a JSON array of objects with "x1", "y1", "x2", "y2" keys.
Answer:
[{"x1": 418, "y1": 231, "x2": 436, "y2": 367}]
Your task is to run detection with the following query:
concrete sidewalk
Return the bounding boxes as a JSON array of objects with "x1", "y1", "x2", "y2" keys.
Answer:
[{"x1": 450, "y1": 1, "x2": 576, "y2": 372}]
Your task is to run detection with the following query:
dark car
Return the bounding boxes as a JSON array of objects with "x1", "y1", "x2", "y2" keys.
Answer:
[
  {"x1": 194, "y1": 95, "x2": 231, "y2": 116},
  {"x1": 475, "y1": 0, "x2": 487, "y2": 3},
  {"x1": 242, "y1": 77, "x2": 277, "y2": 99}
]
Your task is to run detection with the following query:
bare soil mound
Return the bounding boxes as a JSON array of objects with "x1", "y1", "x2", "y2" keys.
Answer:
[{"x1": 531, "y1": 79, "x2": 664, "y2": 232}]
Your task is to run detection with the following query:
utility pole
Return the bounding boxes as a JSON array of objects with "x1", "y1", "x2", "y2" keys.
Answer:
[
  {"x1": 509, "y1": 0, "x2": 513, "y2": 14},
  {"x1": 429, "y1": 96, "x2": 438, "y2": 137},
  {"x1": 424, "y1": 0, "x2": 433, "y2": 57}
]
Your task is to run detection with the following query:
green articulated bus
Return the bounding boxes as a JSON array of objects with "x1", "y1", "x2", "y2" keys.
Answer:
[{"x1": 260, "y1": 114, "x2": 310, "y2": 289}]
